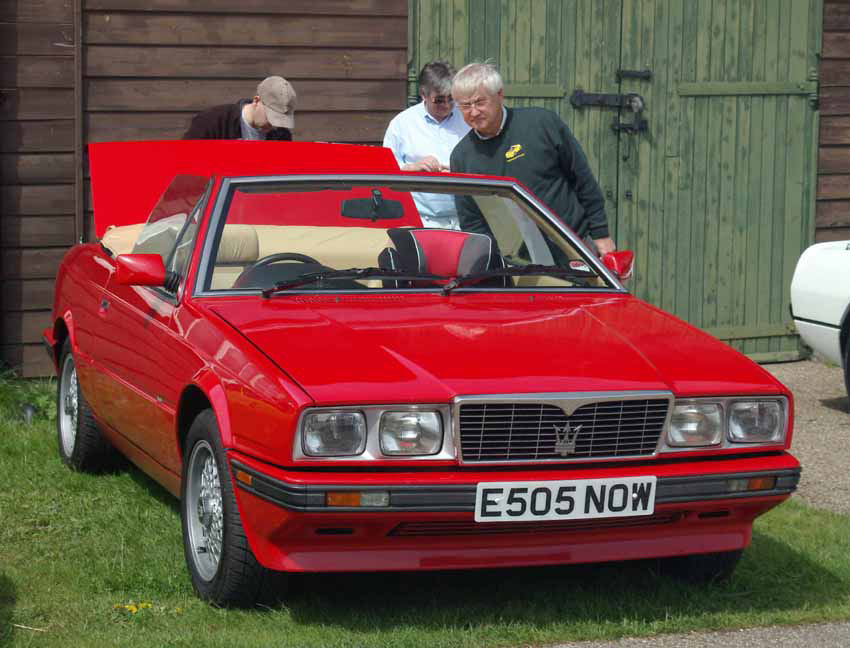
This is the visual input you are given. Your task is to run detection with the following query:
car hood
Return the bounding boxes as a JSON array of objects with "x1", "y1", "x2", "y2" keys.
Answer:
[{"x1": 207, "y1": 293, "x2": 785, "y2": 404}]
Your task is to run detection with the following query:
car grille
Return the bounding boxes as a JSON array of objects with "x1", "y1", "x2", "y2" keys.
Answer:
[
  {"x1": 458, "y1": 398, "x2": 669, "y2": 463},
  {"x1": 389, "y1": 512, "x2": 681, "y2": 536}
]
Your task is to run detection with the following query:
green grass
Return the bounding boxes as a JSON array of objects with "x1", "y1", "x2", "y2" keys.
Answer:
[{"x1": 1, "y1": 374, "x2": 849, "y2": 647}]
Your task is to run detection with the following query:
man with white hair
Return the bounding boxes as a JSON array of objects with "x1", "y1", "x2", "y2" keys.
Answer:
[{"x1": 449, "y1": 62, "x2": 615, "y2": 255}]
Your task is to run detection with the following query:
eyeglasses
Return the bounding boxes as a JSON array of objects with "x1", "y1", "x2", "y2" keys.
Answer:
[
  {"x1": 457, "y1": 97, "x2": 490, "y2": 112},
  {"x1": 428, "y1": 94, "x2": 454, "y2": 105}
]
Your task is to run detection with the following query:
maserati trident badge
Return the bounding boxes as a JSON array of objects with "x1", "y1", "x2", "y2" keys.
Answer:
[{"x1": 553, "y1": 422, "x2": 582, "y2": 456}]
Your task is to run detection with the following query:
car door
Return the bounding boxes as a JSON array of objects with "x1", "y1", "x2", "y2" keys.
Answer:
[{"x1": 93, "y1": 175, "x2": 210, "y2": 471}]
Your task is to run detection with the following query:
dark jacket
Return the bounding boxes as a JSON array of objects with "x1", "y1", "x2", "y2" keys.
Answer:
[
  {"x1": 450, "y1": 107, "x2": 609, "y2": 239},
  {"x1": 183, "y1": 100, "x2": 248, "y2": 139}
]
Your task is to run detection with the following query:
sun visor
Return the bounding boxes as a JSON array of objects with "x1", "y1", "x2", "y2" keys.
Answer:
[{"x1": 88, "y1": 140, "x2": 401, "y2": 239}]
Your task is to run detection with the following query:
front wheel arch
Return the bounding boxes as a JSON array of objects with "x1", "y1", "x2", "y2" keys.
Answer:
[{"x1": 177, "y1": 385, "x2": 212, "y2": 460}]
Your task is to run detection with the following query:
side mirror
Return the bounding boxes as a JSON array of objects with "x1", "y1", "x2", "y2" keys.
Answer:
[
  {"x1": 115, "y1": 254, "x2": 167, "y2": 286},
  {"x1": 601, "y1": 250, "x2": 635, "y2": 281}
]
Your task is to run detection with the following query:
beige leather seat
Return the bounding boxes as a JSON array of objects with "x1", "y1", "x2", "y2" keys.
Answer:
[{"x1": 210, "y1": 225, "x2": 260, "y2": 289}]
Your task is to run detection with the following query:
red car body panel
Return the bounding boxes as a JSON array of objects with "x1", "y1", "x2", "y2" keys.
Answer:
[
  {"x1": 229, "y1": 449, "x2": 798, "y2": 572},
  {"x1": 88, "y1": 140, "x2": 402, "y2": 237},
  {"x1": 48, "y1": 141, "x2": 800, "y2": 578}
]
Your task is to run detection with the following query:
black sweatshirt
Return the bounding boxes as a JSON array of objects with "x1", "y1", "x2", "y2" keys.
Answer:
[{"x1": 449, "y1": 107, "x2": 609, "y2": 239}]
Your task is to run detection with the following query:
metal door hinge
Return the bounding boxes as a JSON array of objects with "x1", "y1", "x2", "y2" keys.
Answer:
[
  {"x1": 616, "y1": 69, "x2": 652, "y2": 81},
  {"x1": 569, "y1": 90, "x2": 648, "y2": 134}
]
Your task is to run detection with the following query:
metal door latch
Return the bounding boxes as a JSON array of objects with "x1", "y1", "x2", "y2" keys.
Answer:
[{"x1": 569, "y1": 90, "x2": 648, "y2": 134}]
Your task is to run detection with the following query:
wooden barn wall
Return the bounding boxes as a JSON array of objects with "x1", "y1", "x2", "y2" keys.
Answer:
[
  {"x1": 0, "y1": 0, "x2": 78, "y2": 377},
  {"x1": 1, "y1": 0, "x2": 408, "y2": 377},
  {"x1": 818, "y1": 0, "x2": 850, "y2": 241}
]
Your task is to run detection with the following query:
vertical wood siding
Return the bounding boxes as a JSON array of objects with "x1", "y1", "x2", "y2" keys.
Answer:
[
  {"x1": 1, "y1": 0, "x2": 408, "y2": 376},
  {"x1": 0, "y1": 0, "x2": 76, "y2": 376},
  {"x1": 619, "y1": 0, "x2": 821, "y2": 360},
  {"x1": 818, "y1": 0, "x2": 850, "y2": 241},
  {"x1": 411, "y1": 0, "x2": 821, "y2": 360}
]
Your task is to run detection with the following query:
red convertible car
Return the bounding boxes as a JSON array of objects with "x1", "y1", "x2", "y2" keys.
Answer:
[{"x1": 46, "y1": 140, "x2": 799, "y2": 606}]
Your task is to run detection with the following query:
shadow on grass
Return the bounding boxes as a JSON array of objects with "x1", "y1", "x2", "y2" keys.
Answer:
[
  {"x1": 819, "y1": 396, "x2": 849, "y2": 414},
  {"x1": 125, "y1": 462, "x2": 180, "y2": 514},
  {"x1": 283, "y1": 531, "x2": 847, "y2": 632},
  {"x1": 0, "y1": 573, "x2": 16, "y2": 647}
]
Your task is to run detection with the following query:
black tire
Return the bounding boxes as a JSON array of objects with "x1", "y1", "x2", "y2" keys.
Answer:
[
  {"x1": 180, "y1": 409, "x2": 288, "y2": 607},
  {"x1": 844, "y1": 340, "x2": 849, "y2": 404},
  {"x1": 660, "y1": 549, "x2": 743, "y2": 584},
  {"x1": 56, "y1": 338, "x2": 117, "y2": 472}
]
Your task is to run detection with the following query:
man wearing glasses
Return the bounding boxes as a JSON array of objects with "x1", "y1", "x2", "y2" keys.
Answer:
[
  {"x1": 383, "y1": 61, "x2": 470, "y2": 227},
  {"x1": 450, "y1": 62, "x2": 615, "y2": 255}
]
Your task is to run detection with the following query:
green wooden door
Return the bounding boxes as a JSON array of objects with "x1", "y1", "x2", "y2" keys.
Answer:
[
  {"x1": 616, "y1": 0, "x2": 821, "y2": 360},
  {"x1": 409, "y1": 0, "x2": 822, "y2": 360},
  {"x1": 410, "y1": 0, "x2": 623, "y2": 212}
]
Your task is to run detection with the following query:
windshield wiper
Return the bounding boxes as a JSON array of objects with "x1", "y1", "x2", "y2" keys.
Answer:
[
  {"x1": 262, "y1": 267, "x2": 446, "y2": 296},
  {"x1": 441, "y1": 264, "x2": 598, "y2": 294}
]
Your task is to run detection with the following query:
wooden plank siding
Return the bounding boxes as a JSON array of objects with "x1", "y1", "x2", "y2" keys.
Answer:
[
  {"x1": 0, "y1": 0, "x2": 76, "y2": 376},
  {"x1": 0, "y1": 0, "x2": 408, "y2": 376},
  {"x1": 818, "y1": 1, "x2": 850, "y2": 241}
]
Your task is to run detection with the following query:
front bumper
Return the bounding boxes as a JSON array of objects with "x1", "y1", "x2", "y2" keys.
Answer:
[{"x1": 228, "y1": 451, "x2": 800, "y2": 573}]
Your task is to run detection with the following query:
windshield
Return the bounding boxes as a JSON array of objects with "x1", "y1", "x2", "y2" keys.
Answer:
[{"x1": 200, "y1": 178, "x2": 613, "y2": 293}]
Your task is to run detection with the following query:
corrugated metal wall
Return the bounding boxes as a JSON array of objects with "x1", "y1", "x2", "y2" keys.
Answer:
[{"x1": 410, "y1": 0, "x2": 822, "y2": 361}]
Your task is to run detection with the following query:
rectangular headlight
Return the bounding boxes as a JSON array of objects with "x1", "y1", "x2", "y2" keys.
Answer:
[
  {"x1": 302, "y1": 411, "x2": 366, "y2": 456},
  {"x1": 379, "y1": 411, "x2": 443, "y2": 455},
  {"x1": 728, "y1": 400, "x2": 785, "y2": 443},
  {"x1": 667, "y1": 402, "x2": 723, "y2": 447}
]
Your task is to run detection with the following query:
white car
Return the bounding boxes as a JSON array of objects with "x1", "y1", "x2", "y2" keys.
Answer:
[{"x1": 790, "y1": 240, "x2": 850, "y2": 400}]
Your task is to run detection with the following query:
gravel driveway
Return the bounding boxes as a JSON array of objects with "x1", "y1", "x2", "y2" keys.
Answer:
[
  {"x1": 548, "y1": 358, "x2": 850, "y2": 648},
  {"x1": 764, "y1": 359, "x2": 850, "y2": 514}
]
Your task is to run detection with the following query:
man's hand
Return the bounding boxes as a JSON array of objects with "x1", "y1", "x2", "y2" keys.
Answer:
[
  {"x1": 404, "y1": 156, "x2": 447, "y2": 172},
  {"x1": 592, "y1": 237, "x2": 616, "y2": 256}
]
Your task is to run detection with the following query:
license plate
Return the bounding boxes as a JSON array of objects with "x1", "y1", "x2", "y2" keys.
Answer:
[{"x1": 474, "y1": 476, "x2": 656, "y2": 523}]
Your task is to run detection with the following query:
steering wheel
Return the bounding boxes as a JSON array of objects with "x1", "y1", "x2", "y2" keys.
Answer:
[
  {"x1": 233, "y1": 252, "x2": 325, "y2": 289},
  {"x1": 242, "y1": 252, "x2": 320, "y2": 274}
]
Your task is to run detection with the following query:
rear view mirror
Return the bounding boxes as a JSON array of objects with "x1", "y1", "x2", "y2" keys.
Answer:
[
  {"x1": 342, "y1": 189, "x2": 403, "y2": 221},
  {"x1": 601, "y1": 250, "x2": 635, "y2": 281}
]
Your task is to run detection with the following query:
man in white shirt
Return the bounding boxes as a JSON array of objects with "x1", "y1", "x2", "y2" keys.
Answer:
[{"x1": 383, "y1": 61, "x2": 470, "y2": 228}]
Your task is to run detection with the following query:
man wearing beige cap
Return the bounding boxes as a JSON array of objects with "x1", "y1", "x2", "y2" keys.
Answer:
[{"x1": 183, "y1": 76, "x2": 296, "y2": 140}]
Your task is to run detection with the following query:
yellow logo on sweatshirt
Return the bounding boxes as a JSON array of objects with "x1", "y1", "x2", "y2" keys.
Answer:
[{"x1": 505, "y1": 144, "x2": 525, "y2": 162}]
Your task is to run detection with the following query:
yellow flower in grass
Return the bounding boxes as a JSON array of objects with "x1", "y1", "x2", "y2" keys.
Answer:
[{"x1": 113, "y1": 601, "x2": 153, "y2": 615}]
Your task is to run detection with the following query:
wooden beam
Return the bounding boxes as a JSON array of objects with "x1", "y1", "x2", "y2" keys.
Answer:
[
  {"x1": 83, "y1": 0, "x2": 407, "y2": 16},
  {"x1": 820, "y1": 115, "x2": 850, "y2": 144},
  {"x1": 816, "y1": 199, "x2": 850, "y2": 227},
  {"x1": 0, "y1": 56, "x2": 74, "y2": 88},
  {"x1": 0, "y1": 0, "x2": 73, "y2": 23},
  {"x1": 818, "y1": 146, "x2": 850, "y2": 174},
  {"x1": 74, "y1": 0, "x2": 84, "y2": 242},
  {"x1": 0, "y1": 154, "x2": 75, "y2": 184},
  {"x1": 83, "y1": 13, "x2": 407, "y2": 48},
  {"x1": 1, "y1": 279, "x2": 55, "y2": 311},
  {"x1": 85, "y1": 78, "x2": 406, "y2": 112},
  {"x1": 1, "y1": 248, "x2": 67, "y2": 279},
  {"x1": 0, "y1": 121, "x2": 75, "y2": 153},
  {"x1": 0, "y1": 88, "x2": 75, "y2": 119},
  {"x1": 85, "y1": 111, "x2": 397, "y2": 143},
  {"x1": 84, "y1": 46, "x2": 406, "y2": 79},
  {"x1": 817, "y1": 174, "x2": 850, "y2": 200},
  {"x1": 677, "y1": 81, "x2": 817, "y2": 96},
  {"x1": 0, "y1": 343, "x2": 55, "y2": 378},
  {"x1": 0, "y1": 217, "x2": 75, "y2": 248}
]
